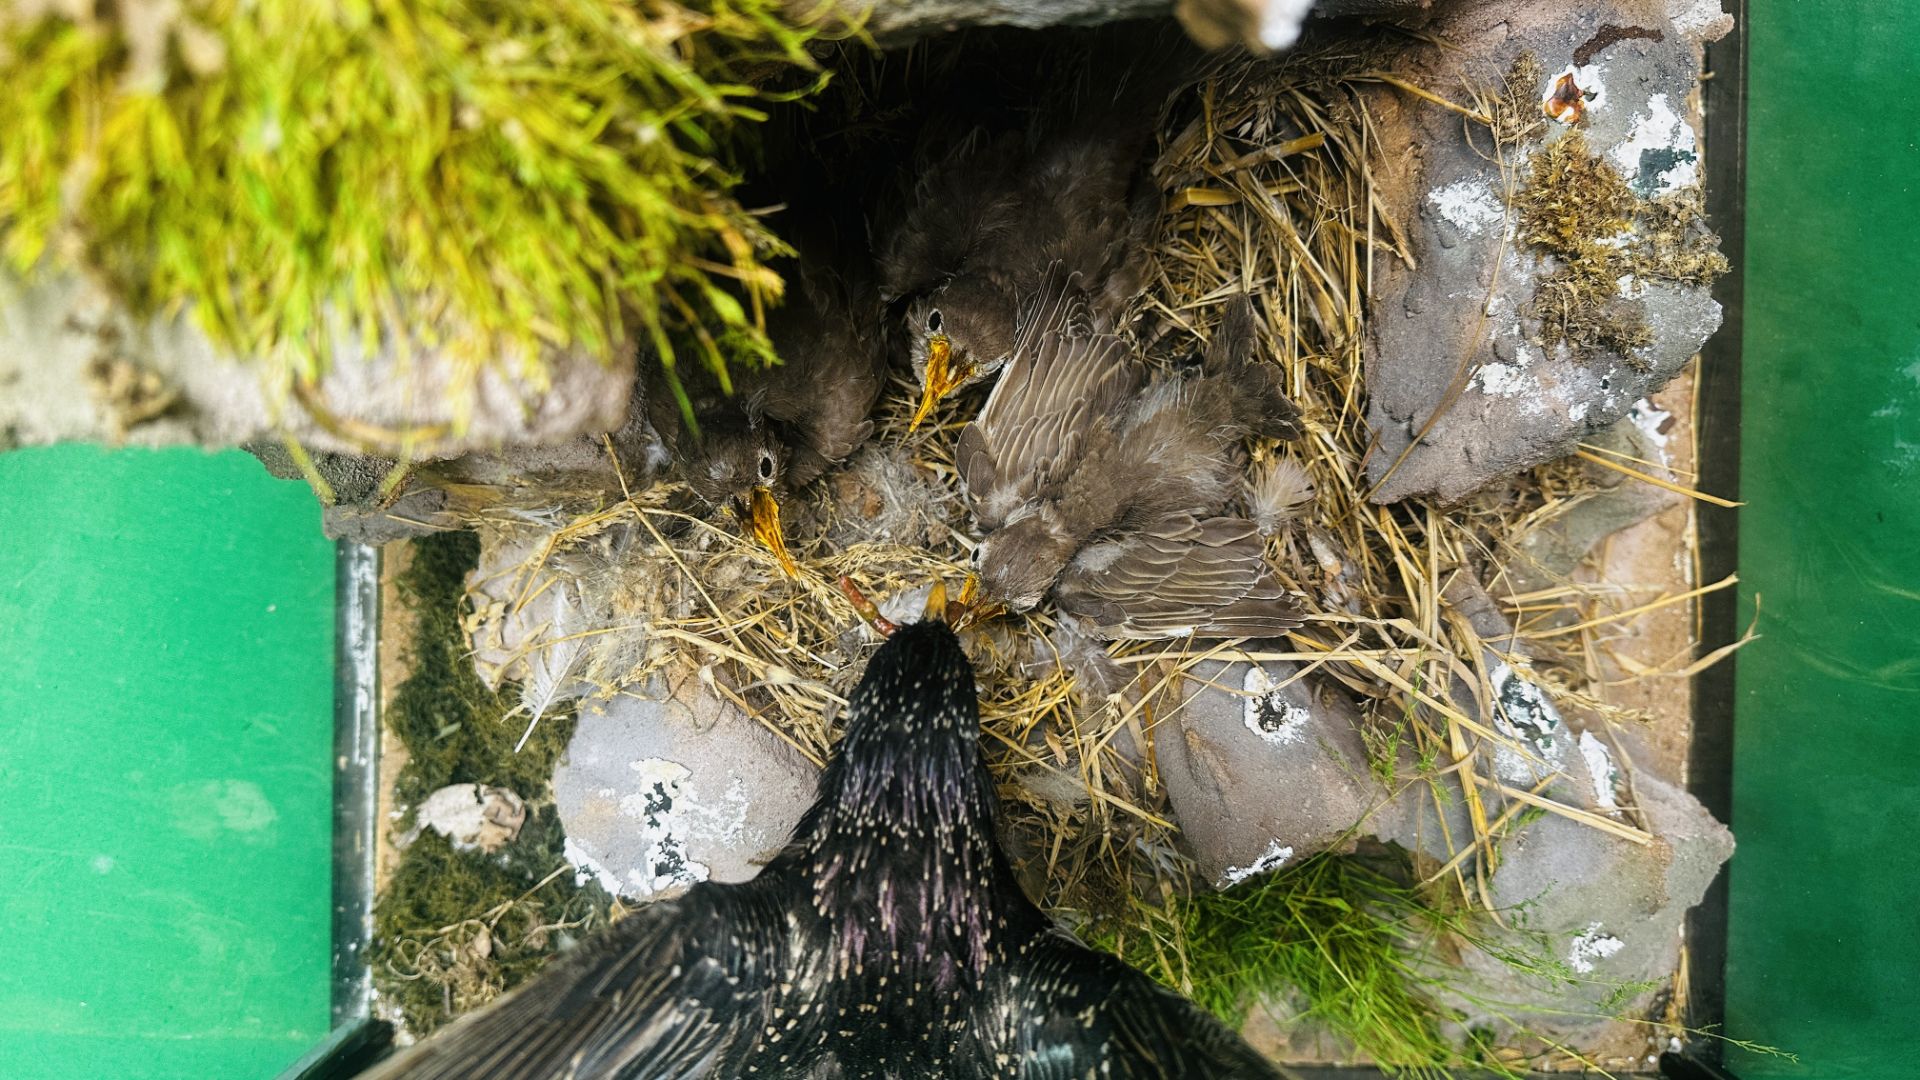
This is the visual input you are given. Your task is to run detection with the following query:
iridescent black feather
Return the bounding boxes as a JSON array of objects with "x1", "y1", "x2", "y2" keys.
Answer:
[{"x1": 360, "y1": 621, "x2": 1280, "y2": 1079}]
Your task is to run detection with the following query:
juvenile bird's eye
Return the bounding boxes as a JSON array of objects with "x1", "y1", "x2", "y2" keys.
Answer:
[
  {"x1": 758, "y1": 451, "x2": 776, "y2": 482},
  {"x1": 927, "y1": 310, "x2": 943, "y2": 334}
]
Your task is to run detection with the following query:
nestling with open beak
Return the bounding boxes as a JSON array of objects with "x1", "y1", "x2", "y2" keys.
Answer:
[
  {"x1": 958, "y1": 295, "x2": 1305, "y2": 639},
  {"x1": 878, "y1": 40, "x2": 1202, "y2": 432},
  {"x1": 357, "y1": 585, "x2": 1282, "y2": 1079},
  {"x1": 649, "y1": 206, "x2": 889, "y2": 577}
]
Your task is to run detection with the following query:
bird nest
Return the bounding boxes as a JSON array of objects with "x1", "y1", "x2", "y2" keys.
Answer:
[{"x1": 454, "y1": 39, "x2": 1729, "y2": 1061}]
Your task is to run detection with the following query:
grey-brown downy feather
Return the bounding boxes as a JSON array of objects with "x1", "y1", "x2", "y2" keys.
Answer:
[{"x1": 963, "y1": 296, "x2": 1305, "y2": 639}]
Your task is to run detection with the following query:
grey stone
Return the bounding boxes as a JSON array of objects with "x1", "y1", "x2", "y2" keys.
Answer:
[
  {"x1": 1359, "y1": 574, "x2": 1726, "y2": 1036},
  {"x1": 401, "y1": 784, "x2": 528, "y2": 854},
  {"x1": 320, "y1": 488, "x2": 460, "y2": 546},
  {"x1": 1154, "y1": 655, "x2": 1389, "y2": 887},
  {"x1": 554, "y1": 671, "x2": 820, "y2": 901},
  {"x1": 1362, "y1": 0, "x2": 1730, "y2": 504},
  {"x1": 1173, "y1": 0, "x2": 1431, "y2": 52},
  {"x1": 245, "y1": 441, "x2": 461, "y2": 543},
  {"x1": 242, "y1": 382, "x2": 662, "y2": 542},
  {"x1": 1443, "y1": 769, "x2": 1732, "y2": 1035},
  {"x1": 0, "y1": 267, "x2": 634, "y2": 459},
  {"x1": 1501, "y1": 412, "x2": 1682, "y2": 598}
]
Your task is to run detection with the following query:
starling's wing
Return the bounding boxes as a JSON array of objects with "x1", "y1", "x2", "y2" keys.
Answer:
[
  {"x1": 993, "y1": 926, "x2": 1283, "y2": 1079},
  {"x1": 957, "y1": 323, "x2": 1139, "y2": 531},
  {"x1": 1051, "y1": 515, "x2": 1302, "y2": 640},
  {"x1": 358, "y1": 874, "x2": 793, "y2": 1080}
]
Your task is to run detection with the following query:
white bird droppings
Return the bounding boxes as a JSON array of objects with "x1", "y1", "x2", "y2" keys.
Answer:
[
  {"x1": 1490, "y1": 661, "x2": 1568, "y2": 783},
  {"x1": 1569, "y1": 922, "x2": 1626, "y2": 973},
  {"x1": 1242, "y1": 666, "x2": 1310, "y2": 747},
  {"x1": 1219, "y1": 839, "x2": 1295, "y2": 888},
  {"x1": 1427, "y1": 178, "x2": 1505, "y2": 238},
  {"x1": 1579, "y1": 731, "x2": 1621, "y2": 812}
]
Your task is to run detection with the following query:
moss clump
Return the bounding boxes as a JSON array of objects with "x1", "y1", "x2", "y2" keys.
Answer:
[
  {"x1": 0, "y1": 0, "x2": 838, "y2": 421},
  {"x1": 1487, "y1": 52, "x2": 1547, "y2": 149},
  {"x1": 1515, "y1": 132, "x2": 1728, "y2": 367},
  {"x1": 373, "y1": 806, "x2": 607, "y2": 1036},
  {"x1": 388, "y1": 531, "x2": 574, "y2": 808},
  {"x1": 374, "y1": 531, "x2": 607, "y2": 1035}
]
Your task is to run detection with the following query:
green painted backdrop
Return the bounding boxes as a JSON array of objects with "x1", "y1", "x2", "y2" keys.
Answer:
[
  {"x1": 0, "y1": 446, "x2": 336, "y2": 1079},
  {"x1": 1728, "y1": 1, "x2": 1920, "y2": 1076}
]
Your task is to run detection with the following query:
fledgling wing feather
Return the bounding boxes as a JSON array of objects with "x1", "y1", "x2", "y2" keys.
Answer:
[
  {"x1": 358, "y1": 871, "x2": 795, "y2": 1080},
  {"x1": 998, "y1": 927, "x2": 1284, "y2": 1079},
  {"x1": 1051, "y1": 515, "x2": 1301, "y2": 640},
  {"x1": 957, "y1": 323, "x2": 1140, "y2": 531},
  {"x1": 1204, "y1": 296, "x2": 1301, "y2": 442}
]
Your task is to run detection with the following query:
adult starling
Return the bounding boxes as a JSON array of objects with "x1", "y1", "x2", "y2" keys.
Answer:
[
  {"x1": 359, "y1": 611, "x2": 1282, "y2": 1079},
  {"x1": 649, "y1": 208, "x2": 889, "y2": 575},
  {"x1": 958, "y1": 297, "x2": 1304, "y2": 639},
  {"x1": 877, "y1": 42, "x2": 1199, "y2": 432}
]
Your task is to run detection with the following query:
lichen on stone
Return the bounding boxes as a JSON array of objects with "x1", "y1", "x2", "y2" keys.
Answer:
[{"x1": 1513, "y1": 131, "x2": 1728, "y2": 368}]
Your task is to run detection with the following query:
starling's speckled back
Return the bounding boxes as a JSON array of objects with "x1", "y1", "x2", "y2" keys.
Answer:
[{"x1": 360, "y1": 621, "x2": 1281, "y2": 1079}]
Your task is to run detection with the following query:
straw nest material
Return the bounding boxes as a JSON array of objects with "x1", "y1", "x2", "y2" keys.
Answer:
[{"x1": 454, "y1": 40, "x2": 1729, "y2": 1024}]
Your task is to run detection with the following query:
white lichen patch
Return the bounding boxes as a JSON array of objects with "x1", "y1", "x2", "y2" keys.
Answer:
[
  {"x1": 409, "y1": 783, "x2": 526, "y2": 853},
  {"x1": 1579, "y1": 731, "x2": 1621, "y2": 812},
  {"x1": 617, "y1": 757, "x2": 713, "y2": 898},
  {"x1": 1219, "y1": 839, "x2": 1295, "y2": 888},
  {"x1": 1242, "y1": 666, "x2": 1310, "y2": 747},
  {"x1": 1612, "y1": 93, "x2": 1699, "y2": 195},
  {"x1": 1473, "y1": 342, "x2": 1540, "y2": 398},
  {"x1": 1569, "y1": 922, "x2": 1627, "y2": 973},
  {"x1": 1490, "y1": 661, "x2": 1568, "y2": 783},
  {"x1": 1569, "y1": 399, "x2": 1591, "y2": 423},
  {"x1": 1428, "y1": 178, "x2": 1505, "y2": 238},
  {"x1": 564, "y1": 835, "x2": 624, "y2": 894},
  {"x1": 1668, "y1": 0, "x2": 1732, "y2": 40}
]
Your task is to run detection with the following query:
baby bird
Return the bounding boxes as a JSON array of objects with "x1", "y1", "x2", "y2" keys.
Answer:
[
  {"x1": 649, "y1": 207, "x2": 888, "y2": 575},
  {"x1": 356, "y1": 609, "x2": 1282, "y2": 1079},
  {"x1": 959, "y1": 297, "x2": 1304, "y2": 639},
  {"x1": 878, "y1": 42, "x2": 1198, "y2": 431}
]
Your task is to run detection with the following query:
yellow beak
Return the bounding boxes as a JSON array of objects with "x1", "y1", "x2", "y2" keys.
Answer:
[
  {"x1": 747, "y1": 486, "x2": 802, "y2": 578},
  {"x1": 908, "y1": 335, "x2": 966, "y2": 433},
  {"x1": 922, "y1": 579, "x2": 949, "y2": 623}
]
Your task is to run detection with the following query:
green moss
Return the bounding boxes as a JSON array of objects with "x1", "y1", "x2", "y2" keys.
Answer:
[
  {"x1": 1094, "y1": 852, "x2": 1473, "y2": 1071},
  {"x1": 388, "y1": 531, "x2": 574, "y2": 808},
  {"x1": 374, "y1": 531, "x2": 608, "y2": 1035},
  {"x1": 1514, "y1": 132, "x2": 1729, "y2": 367},
  {"x1": 0, "y1": 0, "x2": 841, "y2": 429},
  {"x1": 372, "y1": 805, "x2": 608, "y2": 1036}
]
